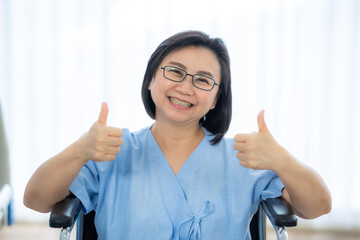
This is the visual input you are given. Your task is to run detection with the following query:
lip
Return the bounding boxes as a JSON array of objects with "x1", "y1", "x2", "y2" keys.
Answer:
[{"x1": 168, "y1": 96, "x2": 193, "y2": 110}]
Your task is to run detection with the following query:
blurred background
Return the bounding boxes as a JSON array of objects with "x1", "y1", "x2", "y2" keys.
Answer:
[{"x1": 0, "y1": 0, "x2": 359, "y2": 238}]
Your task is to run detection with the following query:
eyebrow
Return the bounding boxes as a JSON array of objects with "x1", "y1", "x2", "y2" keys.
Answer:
[{"x1": 168, "y1": 61, "x2": 215, "y2": 78}]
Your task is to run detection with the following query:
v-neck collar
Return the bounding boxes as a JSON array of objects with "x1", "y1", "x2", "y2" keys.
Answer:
[
  {"x1": 147, "y1": 126, "x2": 209, "y2": 181},
  {"x1": 146, "y1": 127, "x2": 215, "y2": 239}
]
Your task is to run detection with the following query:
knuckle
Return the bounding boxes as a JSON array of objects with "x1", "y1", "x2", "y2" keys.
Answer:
[
  {"x1": 233, "y1": 143, "x2": 239, "y2": 150},
  {"x1": 247, "y1": 158, "x2": 260, "y2": 169},
  {"x1": 239, "y1": 159, "x2": 248, "y2": 168},
  {"x1": 96, "y1": 136, "x2": 106, "y2": 146},
  {"x1": 248, "y1": 144, "x2": 257, "y2": 152},
  {"x1": 248, "y1": 152, "x2": 256, "y2": 161},
  {"x1": 93, "y1": 152, "x2": 103, "y2": 161},
  {"x1": 234, "y1": 134, "x2": 240, "y2": 141},
  {"x1": 116, "y1": 147, "x2": 121, "y2": 154},
  {"x1": 250, "y1": 161, "x2": 258, "y2": 169}
]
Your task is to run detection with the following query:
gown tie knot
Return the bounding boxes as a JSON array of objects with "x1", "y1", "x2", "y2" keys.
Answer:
[{"x1": 179, "y1": 201, "x2": 215, "y2": 240}]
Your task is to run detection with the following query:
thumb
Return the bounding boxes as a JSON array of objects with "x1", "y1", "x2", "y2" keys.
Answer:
[
  {"x1": 98, "y1": 102, "x2": 108, "y2": 125},
  {"x1": 257, "y1": 110, "x2": 269, "y2": 132}
]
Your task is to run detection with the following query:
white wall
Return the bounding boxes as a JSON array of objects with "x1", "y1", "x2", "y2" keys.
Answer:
[{"x1": 0, "y1": 0, "x2": 359, "y2": 229}]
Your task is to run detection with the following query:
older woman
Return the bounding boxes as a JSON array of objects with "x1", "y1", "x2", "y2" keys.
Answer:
[{"x1": 24, "y1": 31, "x2": 331, "y2": 239}]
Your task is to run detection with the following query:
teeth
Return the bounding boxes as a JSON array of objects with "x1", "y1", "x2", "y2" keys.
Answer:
[{"x1": 170, "y1": 97, "x2": 192, "y2": 108}]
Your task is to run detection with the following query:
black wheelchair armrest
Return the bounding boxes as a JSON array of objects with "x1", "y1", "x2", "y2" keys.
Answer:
[
  {"x1": 261, "y1": 197, "x2": 297, "y2": 227},
  {"x1": 49, "y1": 194, "x2": 81, "y2": 228}
]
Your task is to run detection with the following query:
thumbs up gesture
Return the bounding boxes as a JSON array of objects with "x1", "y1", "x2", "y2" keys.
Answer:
[
  {"x1": 233, "y1": 110, "x2": 285, "y2": 170},
  {"x1": 82, "y1": 102, "x2": 123, "y2": 162}
]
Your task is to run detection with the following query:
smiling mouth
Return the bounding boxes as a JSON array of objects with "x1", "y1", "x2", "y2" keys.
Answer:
[{"x1": 169, "y1": 97, "x2": 192, "y2": 108}]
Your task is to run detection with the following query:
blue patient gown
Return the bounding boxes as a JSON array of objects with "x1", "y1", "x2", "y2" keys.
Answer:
[{"x1": 70, "y1": 127, "x2": 284, "y2": 240}]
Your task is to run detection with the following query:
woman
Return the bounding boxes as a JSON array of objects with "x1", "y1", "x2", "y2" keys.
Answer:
[{"x1": 24, "y1": 31, "x2": 331, "y2": 239}]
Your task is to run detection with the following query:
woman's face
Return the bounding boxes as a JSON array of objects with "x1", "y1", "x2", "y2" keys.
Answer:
[{"x1": 148, "y1": 46, "x2": 221, "y2": 127}]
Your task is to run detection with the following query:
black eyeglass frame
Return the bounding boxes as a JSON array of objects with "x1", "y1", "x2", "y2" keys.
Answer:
[{"x1": 159, "y1": 66, "x2": 219, "y2": 91}]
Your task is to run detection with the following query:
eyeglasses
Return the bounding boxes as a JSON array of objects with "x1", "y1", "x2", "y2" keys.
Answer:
[{"x1": 159, "y1": 65, "x2": 219, "y2": 91}]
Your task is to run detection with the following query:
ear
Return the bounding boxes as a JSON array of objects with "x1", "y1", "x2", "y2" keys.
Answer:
[
  {"x1": 148, "y1": 78, "x2": 154, "y2": 90},
  {"x1": 210, "y1": 99, "x2": 217, "y2": 110},
  {"x1": 209, "y1": 91, "x2": 219, "y2": 110}
]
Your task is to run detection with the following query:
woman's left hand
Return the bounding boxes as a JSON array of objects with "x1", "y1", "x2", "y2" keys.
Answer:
[
  {"x1": 234, "y1": 110, "x2": 332, "y2": 218},
  {"x1": 233, "y1": 110, "x2": 287, "y2": 171}
]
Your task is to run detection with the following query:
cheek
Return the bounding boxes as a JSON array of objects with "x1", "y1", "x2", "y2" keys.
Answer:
[
  {"x1": 148, "y1": 71, "x2": 162, "y2": 90},
  {"x1": 207, "y1": 91, "x2": 218, "y2": 110},
  {"x1": 197, "y1": 93, "x2": 217, "y2": 111},
  {"x1": 148, "y1": 78, "x2": 167, "y2": 103}
]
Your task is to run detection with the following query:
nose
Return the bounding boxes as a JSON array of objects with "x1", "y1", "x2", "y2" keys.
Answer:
[{"x1": 176, "y1": 74, "x2": 194, "y2": 94}]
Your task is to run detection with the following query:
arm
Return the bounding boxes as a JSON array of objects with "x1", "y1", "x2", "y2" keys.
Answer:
[
  {"x1": 276, "y1": 153, "x2": 331, "y2": 219},
  {"x1": 234, "y1": 110, "x2": 331, "y2": 219},
  {"x1": 265, "y1": 145, "x2": 331, "y2": 219},
  {"x1": 23, "y1": 103, "x2": 123, "y2": 213},
  {"x1": 24, "y1": 137, "x2": 90, "y2": 213}
]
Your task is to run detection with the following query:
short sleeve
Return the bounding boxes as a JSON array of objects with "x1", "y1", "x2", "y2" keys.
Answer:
[
  {"x1": 260, "y1": 175, "x2": 284, "y2": 201},
  {"x1": 248, "y1": 170, "x2": 285, "y2": 215},
  {"x1": 69, "y1": 160, "x2": 99, "y2": 214}
]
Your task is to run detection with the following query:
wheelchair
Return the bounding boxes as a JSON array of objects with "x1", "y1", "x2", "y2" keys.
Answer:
[
  {"x1": 0, "y1": 184, "x2": 13, "y2": 229},
  {"x1": 50, "y1": 194, "x2": 297, "y2": 240},
  {"x1": 0, "y1": 102, "x2": 14, "y2": 230}
]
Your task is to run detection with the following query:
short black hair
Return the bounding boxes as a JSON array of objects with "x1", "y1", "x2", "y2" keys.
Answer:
[{"x1": 141, "y1": 30, "x2": 232, "y2": 144}]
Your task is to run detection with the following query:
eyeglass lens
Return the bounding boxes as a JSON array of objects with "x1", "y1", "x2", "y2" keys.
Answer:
[{"x1": 163, "y1": 66, "x2": 215, "y2": 90}]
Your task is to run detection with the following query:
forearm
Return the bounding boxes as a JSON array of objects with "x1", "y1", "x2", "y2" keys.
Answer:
[
  {"x1": 24, "y1": 103, "x2": 123, "y2": 213},
  {"x1": 274, "y1": 148, "x2": 332, "y2": 219},
  {"x1": 234, "y1": 111, "x2": 331, "y2": 218},
  {"x1": 23, "y1": 138, "x2": 89, "y2": 213}
]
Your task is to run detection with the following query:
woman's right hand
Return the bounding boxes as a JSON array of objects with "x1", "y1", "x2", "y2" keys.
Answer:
[
  {"x1": 81, "y1": 102, "x2": 123, "y2": 162},
  {"x1": 24, "y1": 102, "x2": 123, "y2": 212}
]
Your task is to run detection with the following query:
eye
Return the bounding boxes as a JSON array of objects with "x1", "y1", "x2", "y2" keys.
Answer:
[
  {"x1": 169, "y1": 68, "x2": 183, "y2": 76},
  {"x1": 194, "y1": 76, "x2": 211, "y2": 85},
  {"x1": 166, "y1": 67, "x2": 185, "y2": 78}
]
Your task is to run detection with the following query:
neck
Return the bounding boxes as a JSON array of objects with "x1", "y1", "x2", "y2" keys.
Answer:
[{"x1": 150, "y1": 120, "x2": 204, "y2": 151}]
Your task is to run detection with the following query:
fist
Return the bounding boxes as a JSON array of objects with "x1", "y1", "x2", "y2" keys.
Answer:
[
  {"x1": 233, "y1": 110, "x2": 283, "y2": 170},
  {"x1": 82, "y1": 102, "x2": 123, "y2": 162}
]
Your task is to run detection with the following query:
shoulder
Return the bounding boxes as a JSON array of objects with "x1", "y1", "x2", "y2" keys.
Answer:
[
  {"x1": 203, "y1": 129, "x2": 278, "y2": 179},
  {"x1": 204, "y1": 131, "x2": 235, "y2": 155},
  {"x1": 203, "y1": 128, "x2": 235, "y2": 146},
  {"x1": 122, "y1": 126, "x2": 150, "y2": 139},
  {"x1": 120, "y1": 126, "x2": 152, "y2": 149},
  {"x1": 87, "y1": 126, "x2": 152, "y2": 170}
]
